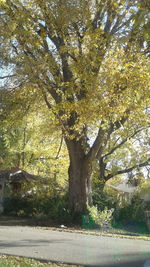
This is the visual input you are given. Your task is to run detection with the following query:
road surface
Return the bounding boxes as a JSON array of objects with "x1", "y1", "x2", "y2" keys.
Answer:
[{"x1": 0, "y1": 226, "x2": 150, "y2": 266}]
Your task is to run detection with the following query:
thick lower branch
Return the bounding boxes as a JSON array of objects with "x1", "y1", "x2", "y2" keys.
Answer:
[{"x1": 105, "y1": 157, "x2": 150, "y2": 180}]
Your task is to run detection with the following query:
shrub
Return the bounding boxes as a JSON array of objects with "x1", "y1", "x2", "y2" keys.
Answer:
[
  {"x1": 88, "y1": 206, "x2": 113, "y2": 227},
  {"x1": 92, "y1": 183, "x2": 117, "y2": 211},
  {"x1": 113, "y1": 194, "x2": 146, "y2": 223},
  {"x1": 3, "y1": 191, "x2": 74, "y2": 224}
]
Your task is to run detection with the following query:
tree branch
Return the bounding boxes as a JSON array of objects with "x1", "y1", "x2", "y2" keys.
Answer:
[
  {"x1": 87, "y1": 125, "x2": 105, "y2": 161},
  {"x1": 92, "y1": 1, "x2": 107, "y2": 30},
  {"x1": 105, "y1": 157, "x2": 150, "y2": 181},
  {"x1": 0, "y1": 75, "x2": 16, "y2": 79},
  {"x1": 96, "y1": 112, "x2": 129, "y2": 159},
  {"x1": 103, "y1": 127, "x2": 147, "y2": 159},
  {"x1": 55, "y1": 135, "x2": 63, "y2": 159}
]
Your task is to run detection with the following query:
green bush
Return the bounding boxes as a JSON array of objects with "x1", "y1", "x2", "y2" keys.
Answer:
[
  {"x1": 92, "y1": 183, "x2": 117, "y2": 211},
  {"x1": 113, "y1": 194, "x2": 146, "y2": 223},
  {"x1": 88, "y1": 206, "x2": 113, "y2": 227},
  {"x1": 3, "y1": 192, "x2": 73, "y2": 224},
  {"x1": 3, "y1": 177, "x2": 73, "y2": 222},
  {"x1": 3, "y1": 197, "x2": 35, "y2": 216}
]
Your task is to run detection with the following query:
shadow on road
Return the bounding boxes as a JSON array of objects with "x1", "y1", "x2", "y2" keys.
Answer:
[{"x1": 0, "y1": 238, "x2": 72, "y2": 248}]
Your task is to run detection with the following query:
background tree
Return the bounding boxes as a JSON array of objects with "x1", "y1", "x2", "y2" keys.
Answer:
[
  {"x1": 0, "y1": 0, "x2": 149, "y2": 213},
  {"x1": 0, "y1": 93, "x2": 69, "y2": 187}
]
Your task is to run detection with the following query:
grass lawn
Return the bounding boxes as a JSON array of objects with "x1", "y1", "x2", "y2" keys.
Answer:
[
  {"x1": 0, "y1": 255, "x2": 81, "y2": 267},
  {"x1": 111, "y1": 220, "x2": 149, "y2": 235}
]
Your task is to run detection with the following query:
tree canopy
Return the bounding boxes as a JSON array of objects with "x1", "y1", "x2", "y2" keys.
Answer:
[{"x1": 0, "y1": 0, "x2": 149, "y2": 212}]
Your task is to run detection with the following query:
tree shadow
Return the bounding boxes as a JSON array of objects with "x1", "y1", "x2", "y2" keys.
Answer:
[
  {"x1": 110, "y1": 221, "x2": 149, "y2": 237},
  {"x1": 0, "y1": 238, "x2": 72, "y2": 248}
]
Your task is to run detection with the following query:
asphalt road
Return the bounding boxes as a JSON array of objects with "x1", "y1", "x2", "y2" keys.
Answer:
[{"x1": 0, "y1": 226, "x2": 150, "y2": 266}]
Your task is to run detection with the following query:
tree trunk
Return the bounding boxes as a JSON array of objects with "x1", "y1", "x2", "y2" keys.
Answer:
[
  {"x1": 65, "y1": 138, "x2": 93, "y2": 213},
  {"x1": 98, "y1": 157, "x2": 107, "y2": 191}
]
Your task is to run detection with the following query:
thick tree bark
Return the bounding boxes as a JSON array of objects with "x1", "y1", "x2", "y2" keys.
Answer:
[{"x1": 65, "y1": 138, "x2": 92, "y2": 213}]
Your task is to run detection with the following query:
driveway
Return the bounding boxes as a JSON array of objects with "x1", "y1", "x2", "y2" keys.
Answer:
[{"x1": 0, "y1": 226, "x2": 150, "y2": 266}]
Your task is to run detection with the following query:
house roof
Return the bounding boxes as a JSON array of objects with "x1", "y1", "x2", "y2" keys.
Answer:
[
  {"x1": 106, "y1": 182, "x2": 150, "y2": 202},
  {"x1": 0, "y1": 168, "x2": 37, "y2": 183},
  {"x1": 106, "y1": 183, "x2": 137, "y2": 194}
]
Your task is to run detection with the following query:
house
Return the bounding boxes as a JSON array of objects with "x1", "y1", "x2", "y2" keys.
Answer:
[
  {"x1": 0, "y1": 167, "x2": 37, "y2": 213},
  {"x1": 106, "y1": 182, "x2": 150, "y2": 206},
  {"x1": 105, "y1": 183, "x2": 137, "y2": 206},
  {"x1": 106, "y1": 181, "x2": 150, "y2": 231}
]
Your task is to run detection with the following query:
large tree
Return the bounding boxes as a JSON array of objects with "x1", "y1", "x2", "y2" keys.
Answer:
[{"x1": 0, "y1": 0, "x2": 149, "y2": 212}]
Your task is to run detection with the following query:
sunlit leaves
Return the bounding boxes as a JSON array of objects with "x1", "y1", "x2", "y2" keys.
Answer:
[{"x1": 0, "y1": 0, "x2": 149, "y2": 190}]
